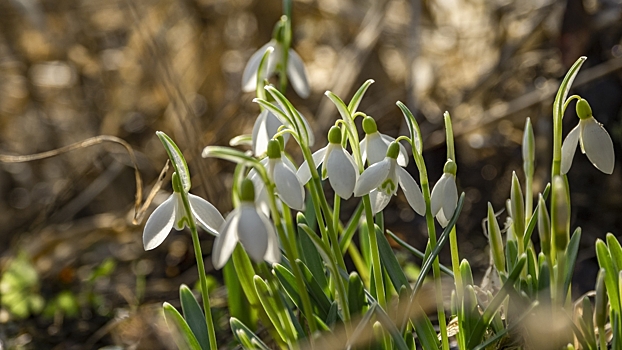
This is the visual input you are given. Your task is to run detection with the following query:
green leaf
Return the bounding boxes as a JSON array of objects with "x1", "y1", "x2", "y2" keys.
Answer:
[
  {"x1": 297, "y1": 215, "x2": 328, "y2": 291},
  {"x1": 606, "y1": 233, "x2": 622, "y2": 272},
  {"x1": 325, "y1": 301, "x2": 339, "y2": 326},
  {"x1": 596, "y1": 239, "x2": 621, "y2": 314},
  {"x1": 563, "y1": 228, "x2": 582, "y2": 298},
  {"x1": 163, "y1": 302, "x2": 202, "y2": 350},
  {"x1": 156, "y1": 132, "x2": 191, "y2": 192},
  {"x1": 396, "y1": 101, "x2": 422, "y2": 155},
  {"x1": 374, "y1": 306, "x2": 410, "y2": 350},
  {"x1": 253, "y1": 276, "x2": 290, "y2": 343},
  {"x1": 376, "y1": 226, "x2": 410, "y2": 293},
  {"x1": 466, "y1": 254, "x2": 527, "y2": 348},
  {"x1": 553, "y1": 57, "x2": 586, "y2": 122},
  {"x1": 179, "y1": 285, "x2": 210, "y2": 350},
  {"x1": 230, "y1": 317, "x2": 272, "y2": 350},
  {"x1": 348, "y1": 79, "x2": 374, "y2": 114},
  {"x1": 223, "y1": 258, "x2": 253, "y2": 329},
  {"x1": 348, "y1": 272, "x2": 367, "y2": 316},
  {"x1": 297, "y1": 260, "x2": 331, "y2": 319},
  {"x1": 273, "y1": 264, "x2": 303, "y2": 313},
  {"x1": 325, "y1": 91, "x2": 352, "y2": 122}
]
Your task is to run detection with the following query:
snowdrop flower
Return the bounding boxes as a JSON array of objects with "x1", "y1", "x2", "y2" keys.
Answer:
[
  {"x1": 143, "y1": 173, "x2": 224, "y2": 251},
  {"x1": 297, "y1": 126, "x2": 359, "y2": 199},
  {"x1": 252, "y1": 109, "x2": 287, "y2": 157},
  {"x1": 241, "y1": 20, "x2": 310, "y2": 98},
  {"x1": 360, "y1": 116, "x2": 408, "y2": 167},
  {"x1": 430, "y1": 160, "x2": 459, "y2": 227},
  {"x1": 212, "y1": 179, "x2": 281, "y2": 269},
  {"x1": 561, "y1": 98, "x2": 615, "y2": 174},
  {"x1": 354, "y1": 142, "x2": 425, "y2": 215}
]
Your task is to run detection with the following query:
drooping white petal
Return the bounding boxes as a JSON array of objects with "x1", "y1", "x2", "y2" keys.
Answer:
[
  {"x1": 252, "y1": 110, "x2": 283, "y2": 156},
  {"x1": 237, "y1": 205, "x2": 270, "y2": 263},
  {"x1": 436, "y1": 210, "x2": 450, "y2": 228},
  {"x1": 580, "y1": 117, "x2": 615, "y2": 174},
  {"x1": 354, "y1": 158, "x2": 391, "y2": 197},
  {"x1": 380, "y1": 134, "x2": 409, "y2": 167},
  {"x1": 212, "y1": 209, "x2": 241, "y2": 269},
  {"x1": 561, "y1": 125, "x2": 580, "y2": 175},
  {"x1": 369, "y1": 189, "x2": 392, "y2": 214},
  {"x1": 363, "y1": 133, "x2": 387, "y2": 165},
  {"x1": 297, "y1": 146, "x2": 327, "y2": 184},
  {"x1": 143, "y1": 195, "x2": 177, "y2": 250},
  {"x1": 287, "y1": 48, "x2": 310, "y2": 99},
  {"x1": 262, "y1": 215, "x2": 281, "y2": 264},
  {"x1": 188, "y1": 194, "x2": 224, "y2": 236},
  {"x1": 325, "y1": 146, "x2": 358, "y2": 199},
  {"x1": 396, "y1": 167, "x2": 426, "y2": 215},
  {"x1": 441, "y1": 175, "x2": 458, "y2": 221},
  {"x1": 272, "y1": 159, "x2": 305, "y2": 210},
  {"x1": 430, "y1": 174, "x2": 449, "y2": 215},
  {"x1": 241, "y1": 41, "x2": 276, "y2": 92}
]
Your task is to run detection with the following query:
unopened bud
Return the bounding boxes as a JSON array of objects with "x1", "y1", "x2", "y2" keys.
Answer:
[
  {"x1": 511, "y1": 172, "x2": 525, "y2": 239},
  {"x1": 487, "y1": 202, "x2": 506, "y2": 273},
  {"x1": 552, "y1": 176, "x2": 570, "y2": 252},
  {"x1": 594, "y1": 268, "x2": 607, "y2": 328},
  {"x1": 537, "y1": 193, "x2": 551, "y2": 258}
]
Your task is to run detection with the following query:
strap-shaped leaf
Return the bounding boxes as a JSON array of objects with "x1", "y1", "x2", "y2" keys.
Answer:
[
  {"x1": 386, "y1": 230, "x2": 453, "y2": 276},
  {"x1": 466, "y1": 254, "x2": 527, "y2": 348},
  {"x1": 179, "y1": 285, "x2": 210, "y2": 350},
  {"x1": 412, "y1": 302, "x2": 440, "y2": 350},
  {"x1": 562, "y1": 228, "x2": 582, "y2": 298},
  {"x1": 348, "y1": 272, "x2": 367, "y2": 317},
  {"x1": 606, "y1": 233, "x2": 622, "y2": 272},
  {"x1": 376, "y1": 225, "x2": 410, "y2": 293},
  {"x1": 553, "y1": 57, "x2": 586, "y2": 122},
  {"x1": 373, "y1": 306, "x2": 410, "y2": 350},
  {"x1": 596, "y1": 239, "x2": 621, "y2": 314},
  {"x1": 396, "y1": 101, "x2": 422, "y2": 156},
  {"x1": 230, "y1": 317, "x2": 272, "y2": 350},
  {"x1": 297, "y1": 215, "x2": 328, "y2": 291},
  {"x1": 297, "y1": 260, "x2": 331, "y2": 318},
  {"x1": 273, "y1": 264, "x2": 303, "y2": 313},
  {"x1": 253, "y1": 276, "x2": 292, "y2": 343},
  {"x1": 347, "y1": 79, "x2": 374, "y2": 114},
  {"x1": 157, "y1": 131, "x2": 191, "y2": 192},
  {"x1": 163, "y1": 302, "x2": 202, "y2": 350}
]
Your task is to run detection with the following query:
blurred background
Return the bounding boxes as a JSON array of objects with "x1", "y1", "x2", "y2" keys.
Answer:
[{"x1": 0, "y1": 0, "x2": 621, "y2": 348}]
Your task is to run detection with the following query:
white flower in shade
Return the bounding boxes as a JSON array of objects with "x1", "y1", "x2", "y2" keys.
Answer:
[
  {"x1": 430, "y1": 160, "x2": 459, "y2": 227},
  {"x1": 143, "y1": 174, "x2": 224, "y2": 251},
  {"x1": 561, "y1": 98, "x2": 615, "y2": 175},
  {"x1": 241, "y1": 39, "x2": 310, "y2": 98},
  {"x1": 297, "y1": 126, "x2": 359, "y2": 199},
  {"x1": 354, "y1": 142, "x2": 425, "y2": 215},
  {"x1": 212, "y1": 179, "x2": 281, "y2": 269},
  {"x1": 360, "y1": 116, "x2": 408, "y2": 167}
]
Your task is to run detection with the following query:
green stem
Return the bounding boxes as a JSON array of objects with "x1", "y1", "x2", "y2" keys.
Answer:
[
  {"x1": 179, "y1": 191, "x2": 218, "y2": 350},
  {"x1": 363, "y1": 195, "x2": 385, "y2": 307},
  {"x1": 267, "y1": 186, "x2": 318, "y2": 338}
]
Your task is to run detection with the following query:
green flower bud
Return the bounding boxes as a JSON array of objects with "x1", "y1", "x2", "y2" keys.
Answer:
[
  {"x1": 522, "y1": 118, "x2": 535, "y2": 164},
  {"x1": 296, "y1": 212, "x2": 307, "y2": 226},
  {"x1": 552, "y1": 176, "x2": 570, "y2": 252},
  {"x1": 487, "y1": 202, "x2": 506, "y2": 273},
  {"x1": 443, "y1": 159, "x2": 457, "y2": 175},
  {"x1": 239, "y1": 178, "x2": 255, "y2": 202},
  {"x1": 362, "y1": 116, "x2": 378, "y2": 134},
  {"x1": 171, "y1": 172, "x2": 183, "y2": 193},
  {"x1": 594, "y1": 268, "x2": 607, "y2": 328},
  {"x1": 576, "y1": 98, "x2": 592, "y2": 120},
  {"x1": 328, "y1": 125, "x2": 342, "y2": 144},
  {"x1": 511, "y1": 172, "x2": 525, "y2": 239},
  {"x1": 386, "y1": 141, "x2": 400, "y2": 159},
  {"x1": 537, "y1": 194, "x2": 551, "y2": 258},
  {"x1": 267, "y1": 139, "x2": 281, "y2": 159}
]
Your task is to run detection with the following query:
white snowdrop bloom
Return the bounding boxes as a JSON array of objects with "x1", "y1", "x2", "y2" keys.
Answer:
[
  {"x1": 360, "y1": 116, "x2": 408, "y2": 167},
  {"x1": 251, "y1": 105, "x2": 314, "y2": 157},
  {"x1": 297, "y1": 126, "x2": 359, "y2": 199},
  {"x1": 354, "y1": 142, "x2": 425, "y2": 215},
  {"x1": 212, "y1": 179, "x2": 281, "y2": 269},
  {"x1": 241, "y1": 39, "x2": 310, "y2": 98},
  {"x1": 561, "y1": 98, "x2": 615, "y2": 175},
  {"x1": 143, "y1": 173, "x2": 224, "y2": 251},
  {"x1": 249, "y1": 140, "x2": 305, "y2": 212},
  {"x1": 430, "y1": 160, "x2": 459, "y2": 228}
]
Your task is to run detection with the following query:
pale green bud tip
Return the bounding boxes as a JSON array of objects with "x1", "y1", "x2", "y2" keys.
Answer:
[
  {"x1": 239, "y1": 178, "x2": 255, "y2": 202},
  {"x1": 362, "y1": 116, "x2": 378, "y2": 134},
  {"x1": 267, "y1": 139, "x2": 281, "y2": 159},
  {"x1": 296, "y1": 212, "x2": 307, "y2": 225},
  {"x1": 171, "y1": 172, "x2": 183, "y2": 193},
  {"x1": 386, "y1": 142, "x2": 400, "y2": 159},
  {"x1": 443, "y1": 159, "x2": 457, "y2": 175},
  {"x1": 576, "y1": 99, "x2": 592, "y2": 120},
  {"x1": 328, "y1": 126, "x2": 342, "y2": 144}
]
